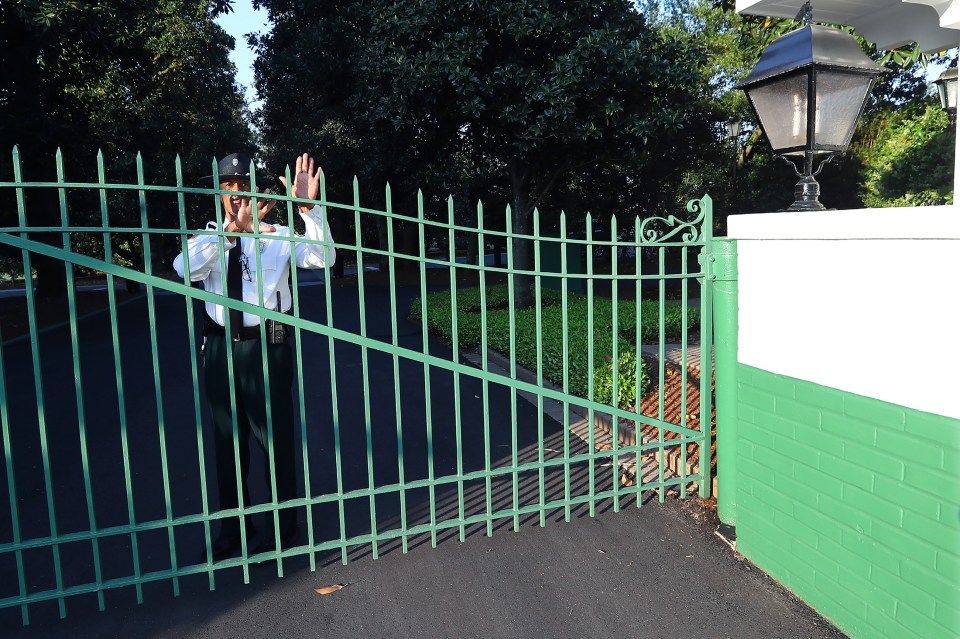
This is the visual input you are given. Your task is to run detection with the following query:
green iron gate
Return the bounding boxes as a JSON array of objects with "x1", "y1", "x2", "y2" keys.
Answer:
[{"x1": 0, "y1": 148, "x2": 714, "y2": 624}]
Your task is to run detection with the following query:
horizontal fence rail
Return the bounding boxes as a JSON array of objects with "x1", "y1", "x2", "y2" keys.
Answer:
[{"x1": 0, "y1": 148, "x2": 714, "y2": 624}]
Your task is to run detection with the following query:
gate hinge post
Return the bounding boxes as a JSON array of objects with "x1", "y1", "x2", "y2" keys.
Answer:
[{"x1": 711, "y1": 238, "x2": 739, "y2": 527}]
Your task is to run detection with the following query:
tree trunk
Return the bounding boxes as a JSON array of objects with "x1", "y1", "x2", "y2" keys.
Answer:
[
  {"x1": 465, "y1": 232, "x2": 479, "y2": 266},
  {"x1": 400, "y1": 219, "x2": 418, "y2": 271},
  {"x1": 377, "y1": 215, "x2": 389, "y2": 274},
  {"x1": 510, "y1": 162, "x2": 532, "y2": 309},
  {"x1": 23, "y1": 156, "x2": 69, "y2": 299},
  {"x1": 7, "y1": 22, "x2": 67, "y2": 300}
]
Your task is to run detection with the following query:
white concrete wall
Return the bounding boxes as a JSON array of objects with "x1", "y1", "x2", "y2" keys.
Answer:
[{"x1": 727, "y1": 205, "x2": 960, "y2": 419}]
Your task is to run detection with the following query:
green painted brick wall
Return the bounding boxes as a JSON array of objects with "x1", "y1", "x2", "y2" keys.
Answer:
[{"x1": 735, "y1": 364, "x2": 960, "y2": 639}]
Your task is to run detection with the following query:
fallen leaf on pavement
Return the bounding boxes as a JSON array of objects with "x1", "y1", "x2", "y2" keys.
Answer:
[{"x1": 315, "y1": 584, "x2": 346, "y2": 595}]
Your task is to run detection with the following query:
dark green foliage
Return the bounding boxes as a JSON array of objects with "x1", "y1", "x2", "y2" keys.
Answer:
[
  {"x1": 858, "y1": 102, "x2": 954, "y2": 207},
  {"x1": 411, "y1": 284, "x2": 699, "y2": 407},
  {"x1": 1, "y1": 0, "x2": 252, "y2": 287},
  {"x1": 253, "y1": 0, "x2": 708, "y2": 299}
]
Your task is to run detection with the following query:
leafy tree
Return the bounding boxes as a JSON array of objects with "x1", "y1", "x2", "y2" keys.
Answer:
[
  {"x1": 254, "y1": 0, "x2": 706, "y2": 306},
  {"x1": 1, "y1": 0, "x2": 251, "y2": 292},
  {"x1": 858, "y1": 101, "x2": 953, "y2": 207}
]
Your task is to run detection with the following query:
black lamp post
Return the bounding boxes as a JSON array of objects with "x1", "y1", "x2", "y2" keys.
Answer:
[
  {"x1": 934, "y1": 67, "x2": 958, "y2": 124},
  {"x1": 735, "y1": 3, "x2": 889, "y2": 211},
  {"x1": 726, "y1": 117, "x2": 743, "y2": 209}
]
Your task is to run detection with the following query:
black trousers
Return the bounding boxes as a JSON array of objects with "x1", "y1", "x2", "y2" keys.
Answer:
[{"x1": 204, "y1": 331, "x2": 297, "y2": 539}]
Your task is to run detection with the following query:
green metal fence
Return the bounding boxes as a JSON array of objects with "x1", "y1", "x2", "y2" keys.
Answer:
[{"x1": 0, "y1": 147, "x2": 714, "y2": 624}]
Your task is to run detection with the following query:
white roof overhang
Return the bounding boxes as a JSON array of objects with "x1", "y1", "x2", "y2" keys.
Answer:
[{"x1": 735, "y1": 0, "x2": 960, "y2": 52}]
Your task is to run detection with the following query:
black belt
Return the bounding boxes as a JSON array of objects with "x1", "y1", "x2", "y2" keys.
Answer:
[
  {"x1": 205, "y1": 321, "x2": 262, "y2": 341},
  {"x1": 205, "y1": 316, "x2": 290, "y2": 343}
]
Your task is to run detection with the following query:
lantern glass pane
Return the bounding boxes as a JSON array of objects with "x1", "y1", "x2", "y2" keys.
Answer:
[
  {"x1": 747, "y1": 73, "x2": 808, "y2": 153},
  {"x1": 814, "y1": 72, "x2": 873, "y2": 148},
  {"x1": 946, "y1": 78, "x2": 958, "y2": 110},
  {"x1": 937, "y1": 81, "x2": 949, "y2": 110}
]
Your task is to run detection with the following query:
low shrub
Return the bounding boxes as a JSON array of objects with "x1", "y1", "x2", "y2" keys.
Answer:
[{"x1": 411, "y1": 284, "x2": 698, "y2": 408}]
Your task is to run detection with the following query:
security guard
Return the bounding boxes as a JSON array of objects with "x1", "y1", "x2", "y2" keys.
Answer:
[{"x1": 174, "y1": 152, "x2": 335, "y2": 561}]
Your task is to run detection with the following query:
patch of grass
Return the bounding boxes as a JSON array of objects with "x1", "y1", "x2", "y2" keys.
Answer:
[{"x1": 410, "y1": 284, "x2": 699, "y2": 408}]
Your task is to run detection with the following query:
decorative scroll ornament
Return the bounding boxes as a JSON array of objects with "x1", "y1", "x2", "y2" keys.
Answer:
[{"x1": 637, "y1": 197, "x2": 708, "y2": 244}]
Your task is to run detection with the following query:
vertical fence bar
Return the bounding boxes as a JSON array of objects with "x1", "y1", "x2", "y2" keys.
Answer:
[
  {"x1": 385, "y1": 184, "x2": 409, "y2": 552},
  {"x1": 698, "y1": 196, "x2": 715, "y2": 500},
  {"x1": 212, "y1": 159, "x2": 251, "y2": 583},
  {"x1": 477, "y1": 201, "x2": 493, "y2": 536},
  {"x1": 353, "y1": 178, "x2": 379, "y2": 559},
  {"x1": 505, "y1": 205, "x2": 519, "y2": 531},
  {"x1": 2, "y1": 152, "x2": 28, "y2": 623},
  {"x1": 136, "y1": 154, "x2": 179, "y2": 594},
  {"x1": 97, "y1": 152, "x2": 144, "y2": 602},
  {"x1": 0, "y1": 322, "x2": 28, "y2": 624},
  {"x1": 680, "y1": 245, "x2": 690, "y2": 498},
  {"x1": 15, "y1": 148, "x2": 66, "y2": 618},
  {"x1": 318, "y1": 171, "x2": 348, "y2": 565},
  {"x1": 610, "y1": 217, "x2": 620, "y2": 512},
  {"x1": 286, "y1": 171, "x2": 314, "y2": 571},
  {"x1": 657, "y1": 246, "x2": 666, "y2": 503},
  {"x1": 446, "y1": 197, "x2": 466, "y2": 541},
  {"x1": 532, "y1": 208, "x2": 545, "y2": 526},
  {"x1": 586, "y1": 214, "x2": 596, "y2": 517},
  {"x1": 56, "y1": 151, "x2": 105, "y2": 609},
  {"x1": 560, "y1": 212, "x2": 572, "y2": 522},
  {"x1": 173, "y1": 155, "x2": 215, "y2": 588},
  {"x1": 416, "y1": 191, "x2": 438, "y2": 547},
  {"x1": 248, "y1": 164, "x2": 284, "y2": 576},
  {"x1": 633, "y1": 216, "x2": 643, "y2": 507}
]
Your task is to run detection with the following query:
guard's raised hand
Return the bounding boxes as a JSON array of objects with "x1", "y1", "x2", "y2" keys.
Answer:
[
  {"x1": 279, "y1": 153, "x2": 322, "y2": 211},
  {"x1": 237, "y1": 196, "x2": 276, "y2": 234},
  {"x1": 256, "y1": 188, "x2": 278, "y2": 223}
]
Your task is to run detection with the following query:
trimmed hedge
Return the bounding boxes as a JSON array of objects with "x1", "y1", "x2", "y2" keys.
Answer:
[{"x1": 410, "y1": 284, "x2": 700, "y2": 408}]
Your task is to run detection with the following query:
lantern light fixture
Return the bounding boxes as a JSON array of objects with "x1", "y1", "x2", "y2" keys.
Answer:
[
  {"x1": 934, "y1": 66, "x2": 958, "y2": 124},
  {"x1": 735, "y1": 1, "x2": 890, "y2": 211},
  {"x1": 726, "y1": 117, "x2": 743, "y2": 140}
]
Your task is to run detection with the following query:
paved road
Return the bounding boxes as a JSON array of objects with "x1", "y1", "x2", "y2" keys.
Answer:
[{"x1": 0, "y1": 277, "x2": 844, "y2": 637}]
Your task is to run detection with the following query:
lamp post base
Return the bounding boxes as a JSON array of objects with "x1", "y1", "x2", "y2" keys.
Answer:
[{"x1": 787, "y1": 174, "x2": 826, "y2": 211}]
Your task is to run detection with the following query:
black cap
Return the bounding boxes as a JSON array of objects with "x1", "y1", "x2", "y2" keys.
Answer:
[{"x1": 200, "y1": 152, "x2": 254, "y2": 184}]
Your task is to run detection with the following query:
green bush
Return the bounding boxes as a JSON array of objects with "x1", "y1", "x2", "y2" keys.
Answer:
[
  {"x1": 411, "y1": 284, "x2": 697, "y2": 408},
  {"x1": 593, "y1": 350, "x2": 647, "y2": 409},
  {"x1": 859, "y1": 102, "x2": 954, "y2": 208}
]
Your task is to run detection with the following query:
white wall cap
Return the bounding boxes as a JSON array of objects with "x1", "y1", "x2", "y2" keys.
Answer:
[{"x1": 727, "y1": 205, "x2": 960, "y2": 240}]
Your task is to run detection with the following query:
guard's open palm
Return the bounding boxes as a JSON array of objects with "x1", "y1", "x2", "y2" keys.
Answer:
[{"x1": 279, "y1": 153, "x2": 322, "y2": 206}]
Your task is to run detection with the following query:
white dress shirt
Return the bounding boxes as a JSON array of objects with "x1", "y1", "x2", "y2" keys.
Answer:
[{"x1": 173, "y1": 205, "x2": 335, "y2": 327}]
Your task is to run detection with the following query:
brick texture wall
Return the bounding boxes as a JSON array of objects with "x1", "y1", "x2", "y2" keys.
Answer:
[{"x1": 735, "y1": 364, "x2": 960, "y2": 639}]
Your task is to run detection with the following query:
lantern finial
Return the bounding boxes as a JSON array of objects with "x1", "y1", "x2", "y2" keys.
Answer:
[{"x1": 796, "y1": 1, "x2": 813, "y2": 26}]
